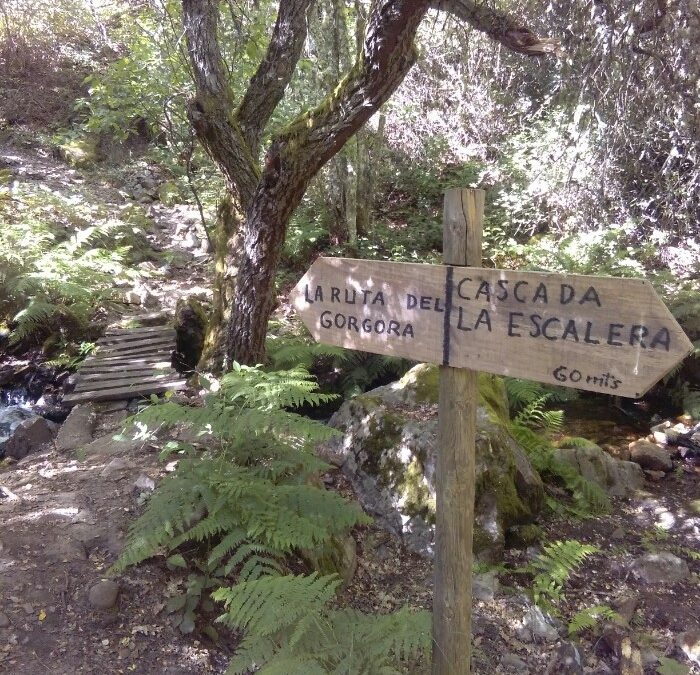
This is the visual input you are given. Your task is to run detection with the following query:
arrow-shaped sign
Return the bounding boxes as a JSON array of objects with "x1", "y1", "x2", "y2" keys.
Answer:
[{"x1": 291, "y1": 257, "x2": 693, "y2": 398}]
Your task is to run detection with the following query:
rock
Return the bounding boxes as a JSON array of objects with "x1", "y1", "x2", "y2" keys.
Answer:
[
  {"x1": 644, "y1": 469, "x2": 666, "y2": 482},
  {"x1": 546, "y1": 641, "x2": 584, "y2": 674},
  {"x1": 96, "y1": 400, "x2": 129, "y2": 412},
  {"x1": 317, "y1": 364, "x2": 543, "y2": 558},
  {"x1": 472, "y1": 571, "x2": 499, "y2": 602},
  {"x1": 101, "y1": 457, "x2": 133, "y2": 478},
  {"x1": 501, "y1": 653, "x2": 528, "y2": 672},
  {"x1": 612, "y1": 594, "x2": 639, "y2": 626},
  {"x1": 3, "y1": 416, "x2": 55, "y2": 459},
  {"x1": 158, "y1": 180, "x2": 181, "y2": 206},
  {"x1": 88, "y1": 580, "x2": 120, "y2": 609},
  {"x1": 133, "y1": 474, "x2": 155, "y2": 492},
  {"x1": 611, "y1": 527, "x2": 626, "y2": 540},
  {"x1": 629, "y1": 440, "x2": 673, "y2": 472},
  {"x1": 55, "y1": 403, "x2": 96, "y2": 452},
  {"x1": 554, "y1": 440, "x2": 644, "y2": 497},
  {"x1": 680, "y1": 629, "x2": 700, "y2": 666},
  {"x1": 301, "y1": 534, "x2": 357, "y2": 590},
  {"x1": 56, "y1": 136, "x2": 98, "y2": 167},
  {"x1": 620, "y1": 637, "x2": 643, "y2": 675},
  {"x1": 518, "y1": 605, "x2": 559, "y2": 643},
  {"x1": 174, "y1": 297, "x2": 208, "y2": 370},
  {"x1": 631, "y1": 552, "x2": 689, "y2": 584},
  {"x1": 0, "y1": 612, "x2": 9, "y2": 628}
]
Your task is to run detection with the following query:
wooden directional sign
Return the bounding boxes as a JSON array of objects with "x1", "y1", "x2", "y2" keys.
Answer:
[{"x1": 292, "y1": 257, "x2": 693, "y2": 398}]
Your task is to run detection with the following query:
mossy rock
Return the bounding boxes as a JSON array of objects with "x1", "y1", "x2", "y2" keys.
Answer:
[
  {"x1": 318, "y1": 363, "x2": 544, "y2": 560},
  {"x1": 158, "y1": 180, "x2": 181, "y2": 207},
  {"x1": 56, "y1": 135, "x2": 99, "y2": 168}
]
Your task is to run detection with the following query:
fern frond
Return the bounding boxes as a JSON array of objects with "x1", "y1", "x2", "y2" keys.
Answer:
[{"x1": 568, "y1": 605, "x2": 618, "y2": 636}]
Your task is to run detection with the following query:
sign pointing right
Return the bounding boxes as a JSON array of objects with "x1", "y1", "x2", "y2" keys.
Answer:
[{"x1": 292, "y1": 258, "x2": 694, "y2": 398}]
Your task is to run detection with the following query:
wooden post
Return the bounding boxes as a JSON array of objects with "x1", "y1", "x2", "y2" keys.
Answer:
[{"x1": 432, "y1": 188, "x2": 484, "y2": 675}]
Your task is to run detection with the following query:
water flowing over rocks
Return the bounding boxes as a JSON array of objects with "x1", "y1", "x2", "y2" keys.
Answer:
[{"x1": 317, "y1": 363, "x2": 544, "y2": 559}]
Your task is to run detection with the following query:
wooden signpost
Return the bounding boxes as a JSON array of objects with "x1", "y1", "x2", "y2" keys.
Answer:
[{"x1": 291, "y1": 188, "x2": 693, "y2": 674}]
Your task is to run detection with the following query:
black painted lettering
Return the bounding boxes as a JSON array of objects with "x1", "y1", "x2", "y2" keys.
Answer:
[
  {"x1": 457, "y1": 277, "x2": 472, "y2": 300},
  {"x1": 457, "y1": 306, "x2": 472, "y2": 332},
  {"x1": 542, "y1": 317, "x2": 561, "y2": 340},
  {"x1": 375, "y1": 320, "x2": 385, "y2": 334},
  {"x1": 560, "y1": 284, "x2": 575, "y2": 304},
  {"x1": 561, "y1": 319, "x2": 579, "y2": 342},
  {"x1": 347, "y1": 316, "x2": 358, "y2": 331},
  {"x1": 580, "y1": 286, "x2": 601, "y2": 307},
  {"x1": 435, "y1": 297, "x2": 445, "y2": 313},
  {"x1": 331, "y1": 287, "x2": 340, "y2": 302},
  {"x1": 584, "y1": 321, "x2": 600, "y2": 344},
  {"x1": 629, "y1": 325, "x2": 648, "y2": 348},
  {"x1": 407, "y1": 294, "x2": 417, "y2": 309},
  {"x1": 508, "y1": 312, "x2": 524, "y2": 337},
  {"x1": 650, "y1": 327, "x2": 670, "y2": 351},
  {"x1": 533, "y1": 283, "x2": 548, "y2": 304},
  {"x1": 362, "y1": 290, "x2": 372, "y2": 304},
  {"x1": 372, "y1": 292, "x2": 385, "y2": 305},
  {"x1": 474, "y1": 309, "x2": 492, "y2": 331},
  {"x1": 305, "y1": 284, "x2": 314, "y2": 304},
  {"x1": 420, "y1": 296, "x2": 432, "y2": 310},
  {"x1": 387, "y1": 320, "x2": 400, "y2": 336},
  {"x1": 345, "y1": 289, "x2": 356, "y2": 304},
  {"x1": 362, "y1": 318, "x2": 372, "y2": 332},
  {"x1": 569, "y1": 369, "x2": 582, "y2": 383},
  {"x1": 496, "y1": 279, "x2": 509, "y2": 301},
  {"x1": 529, "y1": 314, "x2": 542, "y2": 338},
  {"x1": 586, "y1": 374, "x2": 604, "y2": 387},
  {"x1": 334, "y1": 313, "x2": 346, "y2": 328},
  {"x1": 403, "y1": 324, "x2": 414, "y2": 338},
  {"x1": 475, "y1": 281, "x2": 491, "y2": 302},
  {"x1": 320, "y1": 311, "x2": 332, "y2": 328},
  {"x1": 607, "y1": 323, "x2": 624, "y2": 346},
  {"x1": 314, "y1": 285, "x2": 324, "y2": 302},
  {"x1": 513, "y1": 281, "x2": 529, "y2": 303},
  {"x1": 553, "y1": 365, "x2": 567, "y2": 382}
]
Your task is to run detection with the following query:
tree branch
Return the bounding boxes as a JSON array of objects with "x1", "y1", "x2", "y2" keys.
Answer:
[
  {"x1": 182, "y1": 0, "x2": 260, "y2": 209},
  {"x1": 432, "y1": 0, "x2": 561, "y2": 56},
  {"x1": 237, "y1": 0, "x2": 315, "y2": 152}
]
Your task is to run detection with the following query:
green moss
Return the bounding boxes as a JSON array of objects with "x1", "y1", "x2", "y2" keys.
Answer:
[
  {"x1": 399, "y1": 363, "x2": 439, "y2": 404},
  {"x1": 57, "y1": 135, "x2": 98, "y2": 167},
  {"x1": 478, "y1": 374, "x2": 510, "y2": 423},
  {"x1": 401, "y1": 458, "x2": 435, "y2": 521},
  {"x1": 557, "y1": 437, "x2": 601, "y2": 450},
  {"x1": 507, "y1": 523, "x2": 544, "y2": 548},
  {"x1": 360, "y1": 410, "x2": 404, "y2": 480},
  {"x1": 158, "y1": 180, "x2": 181, "y2": 207}
]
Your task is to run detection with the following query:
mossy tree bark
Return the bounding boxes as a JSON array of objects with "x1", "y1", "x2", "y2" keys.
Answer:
[{"x1": 182, "y1": 0, "x2": 558, "y2": 369}]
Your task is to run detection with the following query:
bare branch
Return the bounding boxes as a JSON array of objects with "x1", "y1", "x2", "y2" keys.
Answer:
[{"x1": 432, "y1": 0, "x2": 562, "y2": 56}]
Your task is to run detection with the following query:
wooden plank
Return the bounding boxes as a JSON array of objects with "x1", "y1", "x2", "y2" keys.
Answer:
[
  {"x1": 291, "y1": 258, "x2": 693, "y2": 398},
  {"x1": 103, "y1": 325, "x2": 174, "y2": 336},
  {"x1": 63, "y1": 379, "x2": 187, "y2": 404},
  {"x1": 96, "y1": 337, "x2": 175, "y2": 354},
  {"x1": 83, "y1": 350, "x2": 173, "y2": 365},
  {"x1": 79, "y1": 360, "x2": 173, "y2": 374},
  {"x1": 97, "y1": 333, "x2": 175, "y2": 349},
  {"x1": 76, "y1": 368, "x2": 171, "y2": 383},
  {"x1": 74, "y1": 372, "x2": 181, "y2": 393},
  {"x1": 432, "y1": 188, "x2": 483, "y2": 675}
]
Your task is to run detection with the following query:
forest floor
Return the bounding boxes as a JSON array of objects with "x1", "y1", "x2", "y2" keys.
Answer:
[{"x1": 0, "y1": 134, "x2": 699, "y2": 674}]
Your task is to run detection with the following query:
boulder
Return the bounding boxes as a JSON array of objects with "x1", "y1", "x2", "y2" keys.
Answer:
[
  {"x1": 2, "y1": 415, "x2": 55, "y2": 459},
  {"x1": 554, "y1": 439, "x2": 644, "y2": 497},
  {"x1": 0, "y1": 406, "x2": 35, "y2": 454},
  {"x1": 631, "y1": 552, "x2": 689, "y2": 584},
  {"x1": 174, "y1": 297, "x2": 208, "y2": 370},
  {"x1": 55, "y1": 403, "x2": 96, "y2": 452},
  {"x1": 680, "y1": 629, "x2": 700, "y2": 667},
  {"x1": 317, "y1": 363, "x2": 544, "y2": 559},
  {"x1": 629, "y1": 440, "x2": 673, "y2": 472}
]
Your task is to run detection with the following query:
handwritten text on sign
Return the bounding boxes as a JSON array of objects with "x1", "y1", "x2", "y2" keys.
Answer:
[{"x1": 292, "y1": 258, "x2": 693, "y2": 398}]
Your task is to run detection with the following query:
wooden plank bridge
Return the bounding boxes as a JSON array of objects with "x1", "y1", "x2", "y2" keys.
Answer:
[{"x1": 63, "y1": 326, "x2": 187, "y2": 405}]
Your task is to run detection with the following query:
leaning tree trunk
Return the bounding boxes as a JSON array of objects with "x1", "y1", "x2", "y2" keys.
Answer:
[{"x1": 182, "y1": 0, "x2": 558, "y2": 369}]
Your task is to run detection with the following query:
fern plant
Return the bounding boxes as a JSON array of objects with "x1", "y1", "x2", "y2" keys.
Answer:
[
  {"x1": 114, "y1": 364, "x2": 430, "y2": 671},
  {"x1": 527, "y1": 539, "x2": 599, "y2": 612},
  {"x1": 567, "y1": 604, "x2": 618, "y2": 636},
  {"x1": 505, "y1": 377, "x2": 577, "y2": 431},
  {"x1": 509, "y1": 424, "x2": 610, "y2": 515}
]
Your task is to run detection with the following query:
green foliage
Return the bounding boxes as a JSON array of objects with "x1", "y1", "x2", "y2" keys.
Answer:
[
  {"x1": 657, "y1": 657, "x2": 691, "y2": 675},
  {"x1": 216, "y1": 574, "x2": 431, "y2": 675},
  {"x1": 505, "y1": 378, "x2": 577, "y2": 432},
  {"x1": 0, "y1": 183, "x2": 145, "y2": 346},
  {"x1": 510, "y1": 424, "x2": 610, "y2": 515},
  {"x1": 567, "y1": 605, "x2": 618, "y2": 636},
  {"x1": 527, "y1": 540, "x2": 598, "y2": 612},
  {"x1": 115, "y1": 364, "x2": 428, "y2": 670}
]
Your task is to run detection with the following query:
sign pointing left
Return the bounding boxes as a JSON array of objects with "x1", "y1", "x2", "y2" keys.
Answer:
[{"x1": 291, "y1": 257, "x2": 693, "y2": 398}]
